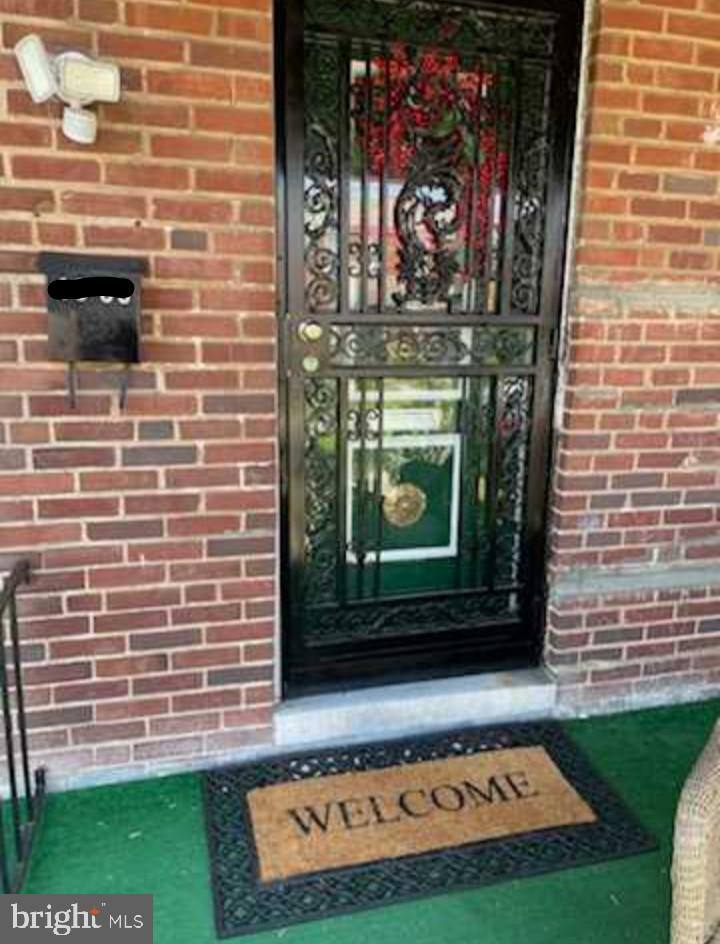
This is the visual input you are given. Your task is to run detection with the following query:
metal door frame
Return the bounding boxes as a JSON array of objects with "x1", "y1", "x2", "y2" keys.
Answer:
[{"x1": 274, "y1": 0, "x2": 584, "y2": 697}]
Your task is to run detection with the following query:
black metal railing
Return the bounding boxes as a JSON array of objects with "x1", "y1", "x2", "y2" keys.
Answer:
[{"x1": 0, "y1": 559, "x2": 46, "y2": 892}]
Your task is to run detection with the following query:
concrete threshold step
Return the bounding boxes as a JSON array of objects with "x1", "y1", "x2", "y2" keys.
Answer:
[{"x1": 275, "y1": 668, "x2": 557, "y2": 748}]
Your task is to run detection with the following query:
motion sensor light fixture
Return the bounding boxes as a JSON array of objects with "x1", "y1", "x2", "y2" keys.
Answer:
[{"x1": 14, "y1": 34, "x2": 121, "y2": 144}]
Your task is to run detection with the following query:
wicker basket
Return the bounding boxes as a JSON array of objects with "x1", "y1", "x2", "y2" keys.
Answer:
[{"x1": 671, "y1": 719, "x2": 720, "y2": 944}]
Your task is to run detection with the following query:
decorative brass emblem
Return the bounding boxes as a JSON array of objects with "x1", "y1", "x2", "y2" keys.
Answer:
[{"x1": 383, "y1": 483, "x2": 427, "y2": 528}]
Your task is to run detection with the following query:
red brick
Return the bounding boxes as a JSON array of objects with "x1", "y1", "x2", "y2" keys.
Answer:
[
  {"x1": 39, "y1": 497, "x2": 119, "y2": 519},
  {"x1": 26, "y1": 661, "x2": 90, "y2": 685},
  {"x1": 155, "y1": 257, "x2": 234, "y2": 280},
  {"x1": 150, "y1": 134, "x2": 232, "y2": 162},
  {"x1": 602, "y1": 5, "x2": 664, "y2": 30},
  {"x1": 633, "y1": 36, "x2": 694, "y2": 61},
  {"x1": 147, "y1": 70, "x2": 233, "y2": 101},
  {"x1": 84, "y1": 225, "x2": 166, "y2": 251},
  {"x1": 78, "y1": 0, "x2": 118, "y2": 22},
  {"x1": 34, "y1": 447, "x2": 115, "y2": 469},
  {"x1": 132, "y1": 673, "x2": 203, "y2": 696},
  {"x1": 79, "y1": 470, "x2": 158, "y2": 492},
  {"x1": 189, "y1": 41, "x2": 270, "y2": 72},
  {"x1": 668, "y1": 12, "x2": 720, "y2": 40},
  {"x1": 126, "y1": 541, "x2": 203, "y2": 562},
  {"x1": 96, "y1": 698, "x2": 168, "y2": 722},
  {"x1": 644, "y1": 92, "x2": 700, "y2": 117},
  {"x1": 126, "y1": 2, "x2": 213, "y2": 33},
  {"x1": 0, "y1": 122, "x2": 52, "y2": 148},
  {"x1": 125, "y1": 493, "x2": 199, "y2": 515},
  {"x1": 98, "y1": 33, "x2": 184, "y2": 61},
  {"x1": 195, "y1": 168, "x2": 273, "y2": 196},
  {"x1": 167, "y1": 515, "x2": 240, "y2": 537},
  {"x1": 12, "y1": 155, "x2": 99, "y2": 183},
  {"x1": 56, "y1": 680, "x2": 128, "y2": 704},
  {"x1": 97, "y1": 654, "x2": 167, "y2": 678},
  {"x1": 172, "y1": 647, "x2": 240, "y2": 669},
  {"x1": 0, "y1": 0, "x2": 73, "y2": 14},
  {"x1": 648, "y1": 224, "x2": 701, "y2": 243},
  {"x1": 88, "y1": 565, "x2": 166, "y2": 589},
  {"x1": 217, "y1": 10, "x2": 271, "y2": 41},
  {"x1": 133, "y1": 735, "x2": 203, "y2": 760},
  {"x1": 152, "y1": 197, "x2": 233, "y2": 223},
  {"x1": 107, "y1": 101, "x2": 190, "y2": 129},
  {"x1": 239, "y1": 200, "x2": 274, "y2": 226},
  {"x1": 195, "y1": 105, "x2": 273, "y2": 137},
  {"x1": 106, "y1": 163, "x2": 190, "y2": 190},
  {"x1": 73, "y1": 722, "x2": 147, "y2": 744},
  {"x1": 697, "y1": 44, "x2": 720, "y2": 67},
  {"x1": 0, "y1": 472, "x2": 73, "y2": 495}
]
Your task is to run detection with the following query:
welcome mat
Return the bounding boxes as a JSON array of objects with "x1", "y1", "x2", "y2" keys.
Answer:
[{"x1": 203, "y1": 721, "x2": 656, "y2": 937}]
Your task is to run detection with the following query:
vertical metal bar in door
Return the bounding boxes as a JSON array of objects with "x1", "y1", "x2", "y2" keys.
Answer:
[
  {"x1": 454, "y1": 376, "x2": 469, "y2": 589},
  {"x1": 337, "y1": 378, "x2": 349, "y2": 605},
  {"x1": 372, "y1": 378, "x2": 385, "y2": 599},
  {"x1": 360, "y1": 47, "x2": 371, "y2": 313},
  {"x1": 335, "y1": 34, "x2": 351, "y2": 600},
  {"x1": 355, "y1": 378, "x2": 368, "y2": 599},
  {"x1": 484, "y1": 376, "x2": 505, "y2": 592},
  {"x1": 463, "y1": 59, "x2": 484, "y2": 314},
  {"x1": 473, "y1": 376, "x2": 492, "y2": 587},
  {"x1": 378, "y1": 47, "x2": 390, "y2": 313},
  {"x1": 339, "y1": 37, "x2": 351, "y2": 315},
  {"x1": 499, "y1": 59, "x2": 522, "y2": 316},
  {"x1": 483, "y1": 56, "x2": 501, "y2": 314}
]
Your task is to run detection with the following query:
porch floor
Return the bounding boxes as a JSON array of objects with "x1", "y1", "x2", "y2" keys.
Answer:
[{"x1": 24, "y1": 697, "x2": 720, "y2": 943}]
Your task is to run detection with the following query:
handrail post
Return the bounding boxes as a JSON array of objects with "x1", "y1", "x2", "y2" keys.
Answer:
[
  {"x1": 9, "y1": 595, "x2": 33, "y2": 820},
  {"x1": 0, "y1": 607, "x2": 24, "y2": 861},
  {"x1": 0, "y1": 795, "x2": 9, "y2": 892},
  {"x1": 0, "y1": 558, "x2": 44, "y2": 894}
]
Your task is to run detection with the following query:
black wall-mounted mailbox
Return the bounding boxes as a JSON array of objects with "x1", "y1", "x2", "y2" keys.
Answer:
[
  {"x1": 38, "y1": 252, "x2": 146, "y2": 364},
  {"x1": 37, "y1": 252, "x2": 147, "y2": 408}
]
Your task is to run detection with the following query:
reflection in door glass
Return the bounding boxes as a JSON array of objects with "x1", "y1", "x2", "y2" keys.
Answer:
[
  {"x1": 348, "y1": 48, "x2": 512, "y2": 314},
  {"x1": 346, "y1": 377, "x2": 490, "y2": 599}
]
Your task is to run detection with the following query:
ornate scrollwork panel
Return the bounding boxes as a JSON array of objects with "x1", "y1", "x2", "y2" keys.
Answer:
[
  {"x1": 303, "y1": 378, "x2": 339, "y2": 603},
  {"x1": 304, "y1": 39, "x2": 341, "y2": 313},
  {"x1": 327, "y1": 325, "x2": 535, "y2": 367},
  {"x1": 495, "y1": 376, "x2": 533, "y2": 584},
  {"x1": 510, "y1": 64, "x2": 552, "y2": 315},
  {"x1": 304, "y1": 590, "x2": 516, "y2": 645},
  {"x1": 306, "y1": 0, "x2": 556, "y2": 58}
]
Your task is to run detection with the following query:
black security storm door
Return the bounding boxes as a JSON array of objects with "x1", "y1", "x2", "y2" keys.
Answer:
[{"x1": 277, "y1": 0, "x2": 582, "y2": 694}]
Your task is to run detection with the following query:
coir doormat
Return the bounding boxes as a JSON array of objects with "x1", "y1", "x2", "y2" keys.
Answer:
[{"x1": 203, "y1": 721, "x2": 656, "y2": 937}]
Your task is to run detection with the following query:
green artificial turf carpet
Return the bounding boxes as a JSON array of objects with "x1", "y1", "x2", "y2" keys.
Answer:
[{"x1": 23, "y1": 697, "x2": 720, "y2": 944}]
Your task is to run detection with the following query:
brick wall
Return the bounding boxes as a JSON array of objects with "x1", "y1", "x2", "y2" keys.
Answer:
[
  {"x1": 1, "y1": 0, "x2": 720, "y2": 787},
  {"x1": 547, "y1": 0, "x2": 720, "y2": 713},
  {"x1": 0, "y1": 0, "x2": 278, "y2": 784}
]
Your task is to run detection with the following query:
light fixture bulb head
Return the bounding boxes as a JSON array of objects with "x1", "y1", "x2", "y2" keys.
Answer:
[
  {"x1": 62, "y1": 104, "x2": 97, "y2": 144},
  {"x1": 14, "y1": 33, "x2": 56, "y2": 103}
]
